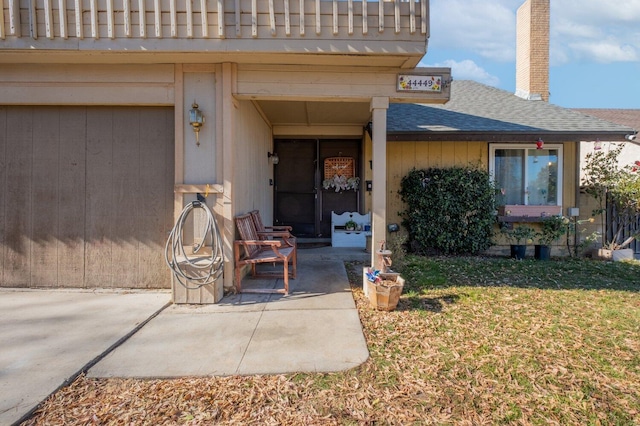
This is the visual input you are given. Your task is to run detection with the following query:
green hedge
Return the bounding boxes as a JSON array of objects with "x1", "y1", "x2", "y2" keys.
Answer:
[{"x1": 399, "y1": 166, "x2": 497, "y2": 255}]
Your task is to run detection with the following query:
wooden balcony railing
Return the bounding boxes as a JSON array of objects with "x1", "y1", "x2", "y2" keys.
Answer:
[{"x1": 0, "y1": 0, "x2": 428, "y2": 50}]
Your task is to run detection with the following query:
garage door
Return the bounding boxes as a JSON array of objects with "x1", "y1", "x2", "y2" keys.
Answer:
[{"x1": 0, "y1": 106, "x2": 174, "y2": 288}]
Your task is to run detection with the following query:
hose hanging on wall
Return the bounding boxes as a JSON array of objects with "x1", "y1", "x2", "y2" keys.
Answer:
[{"x1": 165, "y1": 198, "x2": 224, "y2": 289}]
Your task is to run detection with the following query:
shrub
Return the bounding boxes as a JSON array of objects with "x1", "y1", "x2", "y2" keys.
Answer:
[
  {"x1": 582, "y1": 144, "x2": 640, "y2": 249},
  {"x1": 537, "y1": 215, "x2": 568, "y2": 245},
  {"x1": 399, "y1": 166, "x2": 497, "y2": 255},
  {"x1": 501, "y1": 224, "x2": 537, "y2": 245}
]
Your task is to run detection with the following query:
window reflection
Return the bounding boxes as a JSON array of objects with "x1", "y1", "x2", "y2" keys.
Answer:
[
  {"x1": 491, "y1": 146, "x2": 561, "y2": 206},
  {"x1": 495, "y1": 149, "x2": 524, "y2": 205},
  {"x1": 527, "y1": 149, "x2": 558, "y2": 205}
]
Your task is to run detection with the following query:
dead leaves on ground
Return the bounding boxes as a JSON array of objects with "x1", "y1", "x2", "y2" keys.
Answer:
[{"x1": 24, "y1": 259, "x2": 640, "y2": 425}]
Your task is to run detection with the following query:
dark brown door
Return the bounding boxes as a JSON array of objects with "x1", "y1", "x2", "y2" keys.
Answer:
[
  {"x1": 274, "y1": 139, "x2": 317, "y2": 237},
  {"x1": 274, "y1": 139, "x2": 360, "y2": 238}
]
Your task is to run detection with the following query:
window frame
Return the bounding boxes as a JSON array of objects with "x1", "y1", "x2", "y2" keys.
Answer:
[{"x1": 489, "y1": 143, "x2": 564, "y2": 207}]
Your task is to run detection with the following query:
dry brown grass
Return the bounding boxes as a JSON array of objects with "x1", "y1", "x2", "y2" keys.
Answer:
[{"x1": 23, "y1": 257, "x2": 640, "y2": 425}]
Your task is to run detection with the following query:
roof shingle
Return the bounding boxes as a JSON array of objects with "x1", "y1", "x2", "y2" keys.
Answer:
[
  {"x1": 572, "y1": 109, "x2": 640, "y2": 131},
  {"x1": 388, "y1": 81, "x2": 634, "y2": 139}
]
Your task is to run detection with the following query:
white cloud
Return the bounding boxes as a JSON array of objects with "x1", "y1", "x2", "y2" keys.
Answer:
[
  {"x1": 429, "y1": 0, "x2": 640, "y2": 66},
  {"x1": 429, "y1": 0, "x2": 519, "y2": 62},
  {"x1": 553, "y1": 0, "x2": 640, "y2": 26},
  {"x1": 423, "y1": 59, "x2": 501, "y2": 87},
  {"x1": 569, "y1": 41, "x2": 639, "y2": 63},
  {"x1": 551, "y1": 0, "x2": 640, "y2": 64}
]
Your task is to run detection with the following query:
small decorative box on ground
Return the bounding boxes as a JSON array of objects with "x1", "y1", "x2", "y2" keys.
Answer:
[{"x1": 363, "y1": 269, "x2": 404, "y2": 311}]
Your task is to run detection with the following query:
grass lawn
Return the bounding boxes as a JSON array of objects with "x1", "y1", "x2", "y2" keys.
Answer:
[{"x1": 24, "y1": 256, "x2": 640, "y2": 425}]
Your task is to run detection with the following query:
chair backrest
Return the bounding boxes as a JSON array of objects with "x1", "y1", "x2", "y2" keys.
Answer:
[
  {"x1": 249, "y1": 210, "x2": 266, "y2": 234},
  {"x1": 235, "y1": 213, "x2": 260, "y2": 258}
]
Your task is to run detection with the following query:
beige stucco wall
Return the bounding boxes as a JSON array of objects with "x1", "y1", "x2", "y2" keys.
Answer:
[{"x1": 183, "y1": 72, "x2": 217, "y2": 186}]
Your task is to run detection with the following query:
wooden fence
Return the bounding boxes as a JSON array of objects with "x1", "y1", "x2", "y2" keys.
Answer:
[{"x1": 606, "y1": 198, "x2": 640, "y2": 254}]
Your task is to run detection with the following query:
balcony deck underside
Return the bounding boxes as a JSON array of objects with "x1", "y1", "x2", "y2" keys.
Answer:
[{"x1": 0, "y1": 43, "x2": 427, "y2": 68}]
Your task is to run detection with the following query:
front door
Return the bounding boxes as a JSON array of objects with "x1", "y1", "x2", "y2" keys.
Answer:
[{"x1": 274, "y1": 139, "x2": 361, "y2": 238}]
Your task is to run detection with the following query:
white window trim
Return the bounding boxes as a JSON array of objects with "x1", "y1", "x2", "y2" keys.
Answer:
[{"x1": 489, "y1": 143, "x2": 563, "y2": 207}]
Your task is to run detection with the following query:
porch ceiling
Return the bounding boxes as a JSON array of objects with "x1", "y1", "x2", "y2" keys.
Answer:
[{"x1": 256, "y1": 100, "x2": 372, "y2": 126}]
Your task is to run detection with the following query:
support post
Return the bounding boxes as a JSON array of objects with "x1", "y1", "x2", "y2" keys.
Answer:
[
  {"x1": 221, "y1": 63, "x2": 237, "y2": 291},
  {"x1": 370, "y1": 96, "x2": 389, "y2": 268}
]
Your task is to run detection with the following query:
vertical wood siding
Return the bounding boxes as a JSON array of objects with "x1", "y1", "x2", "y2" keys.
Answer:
[
  {"x1": 0, "y1": 106, "x2": 174, "y2": 288},
  {"x1": 386, "y1": 141, "x2": 488, "y2": 227},
  {"x1": 233, "y1": 100, "x2": 273, "y2": 221},
  {"x1": 385, "y1": 140, "x2": 577, "y2": 236}
]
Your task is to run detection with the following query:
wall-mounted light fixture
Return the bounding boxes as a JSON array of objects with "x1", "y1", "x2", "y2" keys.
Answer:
[
  {"x1": 536, "y1": 138, "x2": 544, "y2": 150},
  {"x1": 189, "y1": 102, "x2": 204, "y2": 147},
  {"x1": 268, "y1": 152, "x2": 279, "y2": 165},
  {"x1": 365, "y1": 122, "x2": 372, "y2": 139}
]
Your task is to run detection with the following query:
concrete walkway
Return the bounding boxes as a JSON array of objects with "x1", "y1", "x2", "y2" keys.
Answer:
[
  {"x1": 89, "y1": 246, "x2": 370, "y2": 377},
  {"x1": 1, "y1": 246, "x2": 369, "y2": 425}
]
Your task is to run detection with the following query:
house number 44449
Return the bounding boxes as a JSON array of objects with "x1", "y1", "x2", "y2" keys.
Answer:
[{"x1": 397, "y1": 75, "x2": 442, "y2": 92}]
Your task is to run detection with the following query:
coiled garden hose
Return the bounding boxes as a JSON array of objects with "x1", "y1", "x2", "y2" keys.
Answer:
[{"x1": 165, "y1": 200, "x2": 224, "y2": 289}]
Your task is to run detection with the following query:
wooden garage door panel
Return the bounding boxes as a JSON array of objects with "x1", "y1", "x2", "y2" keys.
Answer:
[
  {"x1": 31, "y1": 111, "x2": 60, "y2": 287},
  {"x1": 3, "y1": 107, "x2": 32, "y2": 287},
  {"x1": 58, "y1": 108, "x2": 88, "y2": 288},
  {"x1": 0, "y1": 106, "x2": 174, "y2": 289}
]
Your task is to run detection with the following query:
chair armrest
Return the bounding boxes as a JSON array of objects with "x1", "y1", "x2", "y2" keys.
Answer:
[
  {"x1": 235, "y1": 239, "x2": 282, "y2": 246},
  {"x1": 264, "y1": 225, "x2": 293, "y2": 232},
  {"x1": 256, "y1": 230, "x2": 292, "y2": 238}
]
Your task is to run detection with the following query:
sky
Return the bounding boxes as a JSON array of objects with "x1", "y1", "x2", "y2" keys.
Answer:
[{"x1": 420, "y1": 0, "x2": 640, "y2": 109}]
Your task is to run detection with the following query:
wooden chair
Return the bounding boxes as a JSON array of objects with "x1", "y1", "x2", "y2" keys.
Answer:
[
  {"x1": 234, "y1": 213, "x2": 297, "y2": 295},
  {"x1": 249, "y1": 210, "x2": 297, "y2": 247}
]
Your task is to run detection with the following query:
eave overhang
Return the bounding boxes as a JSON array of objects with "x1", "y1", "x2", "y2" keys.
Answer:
[{"x1": 387, "y1": 131, "x2": 632, "y2": 143}]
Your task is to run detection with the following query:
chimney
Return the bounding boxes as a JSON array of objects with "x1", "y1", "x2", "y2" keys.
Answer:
[{"x1": 515, "y1": 0, "x2": 550, "y2": 101}]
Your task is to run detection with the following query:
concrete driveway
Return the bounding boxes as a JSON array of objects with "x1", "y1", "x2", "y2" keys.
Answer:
[{"x1": 0, "y1": 288, "x2": 170, "y2": 425}]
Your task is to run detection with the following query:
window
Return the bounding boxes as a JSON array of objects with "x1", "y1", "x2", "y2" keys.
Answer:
[{"x1": 489, "y1": 144, "x2": 563, "y2": 206}]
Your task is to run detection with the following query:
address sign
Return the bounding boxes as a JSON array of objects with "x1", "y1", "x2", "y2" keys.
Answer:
[{"x1": 397, "y1": 75, "x2": 443, "y2": 92}]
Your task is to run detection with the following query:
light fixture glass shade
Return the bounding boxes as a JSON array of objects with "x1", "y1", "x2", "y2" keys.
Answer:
[
  {"x1": 189, "y1": 103, "x2": 204, "y2": 146},
  {"x1": 189, "y1": 103, "x2": 203, "y2": 127}
]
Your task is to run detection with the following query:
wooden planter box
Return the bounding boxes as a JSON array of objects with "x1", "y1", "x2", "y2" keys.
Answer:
[
  {"x1": 498, "y1": 205, "x2": 562, "y2": 217},
  {"x1": 363, "y1": 272, "x2": 404, "y2": 311}
]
